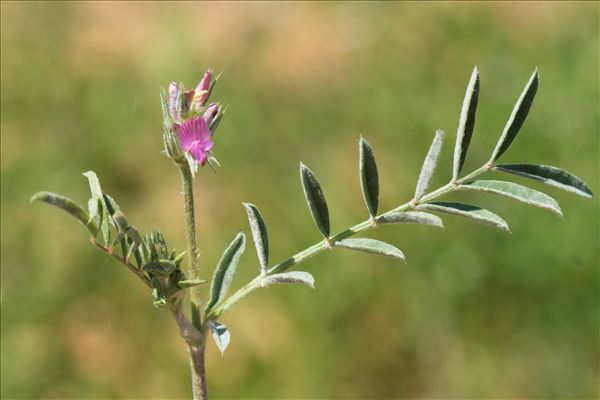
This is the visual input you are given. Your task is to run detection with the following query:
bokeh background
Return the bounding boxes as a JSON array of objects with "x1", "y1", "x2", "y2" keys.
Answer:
[{"x1": 1, "y1": 2, "x2": 598, "y2": 399}]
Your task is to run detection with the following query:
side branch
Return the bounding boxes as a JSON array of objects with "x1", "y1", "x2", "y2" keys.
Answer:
[
  {"x1": 93, "y1": 240, "x2": 152, "y2": 288},
  {"x1": 206, "y1": 165, "x2": 490, "y2": 320}
]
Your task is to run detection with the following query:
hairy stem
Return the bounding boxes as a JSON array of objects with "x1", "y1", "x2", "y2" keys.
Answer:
[
  {"x1": 188, "y1": 339, "x2": 208, "y2": 400},
  {"x1": 206, "y1": 165, "x2": 489, "y2": 320},
  {"x1": 178, "y1": 164, "x2": 208, "y2": 400},
  {"x1": 170, "y1": 306, "x2": 207, "y2": 400},
  {"x1": 179, "y1": 164, "x2": 203, "y2": 328}
]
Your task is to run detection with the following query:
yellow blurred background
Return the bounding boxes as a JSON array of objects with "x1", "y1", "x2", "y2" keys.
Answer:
[{"x1": 1, "y1": 1, "x2": 598, "y2": 398}]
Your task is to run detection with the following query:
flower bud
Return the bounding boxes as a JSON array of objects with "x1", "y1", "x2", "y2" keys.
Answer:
[
  {"x1": 195, "y1": 69, "x2": 212, "y2": 107},
  {"x1": 208, "y1": 105, "x2": 226, "y2": 134},
  {"x1": 177, "y1": 89, "x2": 194, "y2": 119},
  {"x1": 168, "y1": 82, "x2": 179, "y2": 122},
  {"x1": 202, "y1": 103, "x2": 219, "y2": 127}
]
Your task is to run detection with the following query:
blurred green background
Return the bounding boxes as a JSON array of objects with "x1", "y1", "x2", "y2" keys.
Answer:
[{"x1": 1, "y1": 2, "x2": 598, "y2": 399}]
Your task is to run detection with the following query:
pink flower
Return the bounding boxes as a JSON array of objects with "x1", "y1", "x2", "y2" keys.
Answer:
[{"x1": 177, "y1": 117, "x2": 213, "y2": 166}]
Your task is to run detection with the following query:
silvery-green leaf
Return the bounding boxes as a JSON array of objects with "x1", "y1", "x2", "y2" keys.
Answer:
[
  {"x1": 460, "y1": 180, "x2": 562, "y2": 216},
  {"x1": 494, "y1": 164, "x2": 593, "y2": 199},
  {"x1": 96, "y1": 198, "x2": 110, "y2": 245},
  {"x1": 359, "y1": 137, "x2": 379, "y2": 217},
  {"x1": 415, "y1": 129, "x2": 445, "y2": 200},
  {"x1": 177, "y1": 279, "x2": 208, "y2": 289},
  {"x1": 83, "y1": 171, "x2": 102, "y2": 201},
  {"x1": 103, "y1": 193, "x2": 120, "y2": 216},
  {"x1": 376, "y1": 211, "x2": 443, "y2": 228},
  {"x1": 208, "y1": 320, "x2": 230, "y2": 355},
  {"x1": 417, "y1": 202, "x2": 510, "y2": 232},
  {"x1": 334, "y1": 238, "x2": 405, "y2": 261},
  {"x1": 112, "y1": 211, "x2": 129, "y2": 232},
  {"x1": 453, "y1": 67, "x2": 480, "y2": 180},
  {"x1": 83, "y1": 171, "x2": 103, "y2": 219},
  {"x1": 83, "y1": 171, "x2": 111, "y2": 245},
  {"x1": 242, "y1": 203, "x2": 269, "y2": 274},
  {"x1": 259, "y1": 271, "x2": 315, "y2": 288},
  {"x1": 300, "y1": 163, "x2": 330, "y2": 238},
  {"x1": 205, "y1": 231, "x2": 246, "y2": 312},
  {"x1": 87, "y1": 198, "x2": 99, "y2": 222},
  {"x1": 490, "y1": 70, "x2": 539, "y2": 162},
  {"x1": 31, "y1": 191, "x2": 99, "y2": 236}
]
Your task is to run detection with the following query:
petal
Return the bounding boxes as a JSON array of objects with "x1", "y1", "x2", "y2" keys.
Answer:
[
  {"x1": 201, "y1": 139, "x2": 214, "y2": 152},
  {"x1": 197, "y1": 118, "x2": 212, "y2": 142},
  {"x1": 191, "y1": 144, "x2": 207, "y2": 166},
  {"x1": 177, "y1": 119, "x2": 197, "y2": 151},
  {"x1": 177, "y1": 117, "x2": 213, "y2": 155}
]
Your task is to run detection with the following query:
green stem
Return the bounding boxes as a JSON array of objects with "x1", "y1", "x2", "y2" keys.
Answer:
[
  {"x1": 178, "y1": 164, "x2": 209, "y2": 400},
  {"x1": 178, "y1": 165, "x2": 203, "y2": 329},
  {"x1": 206, "y1": 164, "x2": 489, "y2": 320}
]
